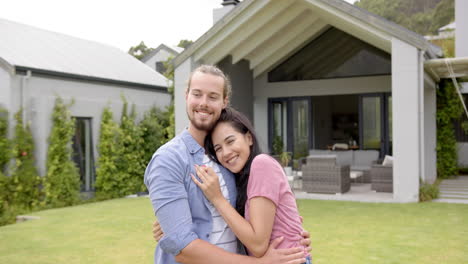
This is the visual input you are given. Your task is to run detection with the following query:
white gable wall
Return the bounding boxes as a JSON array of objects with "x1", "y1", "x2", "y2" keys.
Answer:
[
  {"x1": 144, "y1": 49, "x2": 176, "y2": 72},
  {"x1": 174, "y1": 58, "x2": 194, "y2": 134},
  {"x1": 9, "y1": 74, "x2": 170, "y2": 176},
  {"x1": 0, "y1": 67, "x2": 11, "y2": 110}
]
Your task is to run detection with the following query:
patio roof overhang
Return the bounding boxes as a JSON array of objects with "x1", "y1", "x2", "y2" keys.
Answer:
[
  {"x1": 424, "y1": 57, "x2": 468, "y2": 81},
  {"x1": 174, "y1": 0, "x2": 441, "y2": 78}
]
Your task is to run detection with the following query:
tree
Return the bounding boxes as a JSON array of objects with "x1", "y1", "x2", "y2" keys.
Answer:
[
  {"x1": 95, "y1": 106, "x2": 124, "y2": 199},
  {"x1": 355, "y1": 0, "x2": 453, "y2": 35},
  {"x1": 177, "y1": 39, "x2": 193, "y2": 49},
  {"x1": 10, "y1": 110, "x2": 42, "y2": 209},
  {"x1": 128, "y1": 41, "x2": 154, "y2": 60},
  {"x1": 118, "y1": 96, "x2": 146, "y2": 195},
  {"x1": 44, "y1": 97, "x2": 80, "y2": 207},
  {"x1": 0, "y1": 107, "x2": 10, "y2": 173}
]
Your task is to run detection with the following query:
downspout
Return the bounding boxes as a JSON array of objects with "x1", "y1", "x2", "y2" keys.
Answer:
[
  {"x1": 19, "y1": 70, "x2": 32, "y2": 124},
  {"x1": 418, "y1": 51, "x2": 425, "y2": 184}
]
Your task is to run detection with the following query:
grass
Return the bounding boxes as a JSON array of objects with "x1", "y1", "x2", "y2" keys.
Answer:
[{"x1": 1, "y1": 198, "x2": 467, "y2": 264}]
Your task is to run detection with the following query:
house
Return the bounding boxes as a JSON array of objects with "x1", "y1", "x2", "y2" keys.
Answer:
[
  {"x1": 142, "y1": 44, "x2": 183, "y2": 75},
  {"x1": 172, "y1": 0, "x2": 468, "y2": 203},
  {"x1": 0, "y1": 18, "x2": 171, "y2": 192}
]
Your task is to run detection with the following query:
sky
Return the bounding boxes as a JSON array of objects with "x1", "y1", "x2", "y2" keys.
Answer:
[{"x1": 0, "y1": 0, "x2": 355, "y2": 52}]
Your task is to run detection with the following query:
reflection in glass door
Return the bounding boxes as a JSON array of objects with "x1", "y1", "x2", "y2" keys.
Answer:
[
  {"x1": 359, "y1": 94, "x2": 392, "y2": 157},
  {"x1": 291, "y1": 99, "x2": 310, "y2": 160},
  {"x1": 272, "y1": 102, "x2": 287, "y2": 154},
  {"x1": 72, "y1": 118, "x2": 95, "y2": 192},
  {"x1": 269, "y1": 98, "x2": 312, "y2": 163},
  {"x1": 361, "y1": 96, "x2": 382, "y2": 150}
]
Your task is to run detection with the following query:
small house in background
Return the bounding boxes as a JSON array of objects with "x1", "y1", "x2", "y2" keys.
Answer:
[
  {"x1": 0, "y1": 18, "x2": 171, "y2": 193},
  {"x1": 142, "y1": 44, "x2": 184, "y2": 75}
]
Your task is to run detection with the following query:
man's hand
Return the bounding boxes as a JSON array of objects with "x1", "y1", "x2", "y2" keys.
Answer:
[
  {"x1": 153, "y1": 220, "x2": 164, "y2": 242},
  {"x1": 259, "y1": 237, "x2": 306, "y2": 264}
]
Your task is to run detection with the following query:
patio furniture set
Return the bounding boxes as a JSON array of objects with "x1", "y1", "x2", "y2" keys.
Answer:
[{"x1": 300, "y1": 149, "x2": 393, "y2": 194}]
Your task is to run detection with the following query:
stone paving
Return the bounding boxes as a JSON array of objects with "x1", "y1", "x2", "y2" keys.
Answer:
[
  {"x1": 432, "y1": 176, "x2": 468, "y2": 204},
  {"x1": 292, "y1": 182, "x2": 395, "y2": 203}
]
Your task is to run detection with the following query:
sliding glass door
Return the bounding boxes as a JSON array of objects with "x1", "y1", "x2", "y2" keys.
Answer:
[
  {"x1": 72, "y1": 117, "x2": 95, "y2": 192},
  {"x1": 359, "y1": 93, "x2": 392, "y2": 157},
  {"x1": 269, "y1": 97, "x2": 312, "y2": 162}
]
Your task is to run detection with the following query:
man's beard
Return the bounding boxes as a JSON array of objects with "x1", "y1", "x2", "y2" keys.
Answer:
[{"x1": 187, "y1": 110, "x2": 217, "y2": 131}]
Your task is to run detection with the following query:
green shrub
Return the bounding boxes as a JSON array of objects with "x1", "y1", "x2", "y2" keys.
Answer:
[
  {"x1": 0, "y1": 107, "x2": 10, "y2": 173},
  {"x1": 436, "y1": 80, "x2": 463, "y2": 179},
  {"x1": 95, "y1": 106, "x2": 124, "y2": 199},
  {"x1": 10, "y1": 110, "x2": 42, "y2": 209},
  {"x1": 118, "y1": 98, "x2": 146, "y2": 195},
  {"x1": 139, "y1": 106, "x2": 169, "y2": 166},
  {"x1": 419, "y1": 181, "x2": 440, "y2": 202},
  {"x1": 44, "y1": 97, "x2": 80, "y2": 207}
]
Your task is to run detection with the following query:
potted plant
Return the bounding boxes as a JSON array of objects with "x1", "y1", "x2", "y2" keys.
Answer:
[{"x1": 280, "y1": 151, "x2": 292, "y2": 176}]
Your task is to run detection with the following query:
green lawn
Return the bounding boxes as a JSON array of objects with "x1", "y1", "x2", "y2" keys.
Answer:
[{"x1": 1, "y1": 198, "x2": 467, "y2": 264}]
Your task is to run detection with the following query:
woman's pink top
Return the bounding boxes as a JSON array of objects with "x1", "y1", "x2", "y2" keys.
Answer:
[{"x1": 245, "y1": 154, "x2": 309, "y2": 256}]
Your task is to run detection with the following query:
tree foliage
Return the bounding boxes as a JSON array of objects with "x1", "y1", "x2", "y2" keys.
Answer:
[
  {"x1": 44, "y1": 97, "x2": 80, "y2": 207},
  {"x1": 128, "y1": 41, "x2": 154, "y2": 60},
  {"x1": 95, "y1": 106, "x2": 123, "y2": 199},
  {"x1": 0, "y1": 107, "x2": 10, "y2": 173},
  {"x1": 436, "y1": 80, "x2": 463, "y2": 179},
  {"x1": 10, "y1": 110, "x2": 42, "y2": 209},
  {"x1": 177, "y1": 39, "x2": 193, "y2": 49},
  {"x1": 355, "y1": 0, "x2": 454, "y2": 35},
  {"x1": 118, "y1": 96, "x2": 146, "y2": 195}
]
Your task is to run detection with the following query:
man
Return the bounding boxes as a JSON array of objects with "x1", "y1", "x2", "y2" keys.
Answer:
[{"x1": 144, "y1": 65, "x2": 308, "y2": 264}]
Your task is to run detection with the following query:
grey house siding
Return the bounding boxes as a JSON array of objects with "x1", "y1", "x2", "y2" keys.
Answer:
[{"x1": 7, "y1": 72, "x2": 170, "y2": 176}]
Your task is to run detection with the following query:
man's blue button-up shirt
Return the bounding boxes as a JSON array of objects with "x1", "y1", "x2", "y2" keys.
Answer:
[{"x1": 144, "y1": 129, "x2": 238, "y2": 264}]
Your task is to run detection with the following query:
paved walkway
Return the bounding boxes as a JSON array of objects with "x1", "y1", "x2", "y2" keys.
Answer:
[
  {"x1": 433, "y1": 176, "x2": 468, "y2": 204},
  {"x1": 293, "y1": 182, "x2": 395, "y2": 203}
]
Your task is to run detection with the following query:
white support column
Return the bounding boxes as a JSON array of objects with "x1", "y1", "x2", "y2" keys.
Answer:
[
  {"x1": 391, "y1": 38, "x2": 421, "y2": 203},
  {"x1": 174, "y1": 58, "x2": 195, "y2": 134},
  {"x1": 423, "y1": 74, "x2": 437, "y2": 184}
]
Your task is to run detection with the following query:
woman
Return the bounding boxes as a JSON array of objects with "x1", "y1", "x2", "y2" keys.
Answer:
[{"x1": 192, "y1": 107, "x2": 312, "y2": 263}]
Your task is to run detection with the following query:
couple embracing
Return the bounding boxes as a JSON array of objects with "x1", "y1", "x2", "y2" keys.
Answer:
[{"x1": 144, "y1": 65, "x2": 312, "y2": 264}]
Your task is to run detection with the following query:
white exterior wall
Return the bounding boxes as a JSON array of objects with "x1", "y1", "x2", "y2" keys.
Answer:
[
  {"x1": 144, "y1": 49, "x2": 175, "y2": 71},
  {"x1": 391, "y1": 38, "x2": 421, "y2": 202},
  {"x1": 423, "y1": 74, "x2": 437, "y2": 184},
  {"x1": 457, "y1": 143, "x2": 468, "y2": 167},
  {"x1": 253, "y1": 73, "x2": 391, "y2": 152},
  {"x1": 456, "y1": 0, "x2": 468, "y2": 57},
  {"x1": 0, "y1": 67, "x2": 11, "y2": 109},
  {"x1": 9, "y1": 74, "x2": 170, "y2": 176},
  {"x1": 174, "y1": 58, "x2": 195, "y2": 134}
]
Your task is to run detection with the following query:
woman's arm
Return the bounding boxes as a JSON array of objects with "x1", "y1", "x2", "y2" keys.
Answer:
[{"x1": 193, "y1": 165, "x2": 276, "y2": 257}]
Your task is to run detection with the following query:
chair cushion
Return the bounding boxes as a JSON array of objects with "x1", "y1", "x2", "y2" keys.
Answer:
[
  {"x1": 353, "y1": 150, "x2": 379, "y2": 166},
  {"x1": 382, "y1": 155, "x2": 394, "y2": 166},
  {"x1": 335, "y1": 151, "x2": 353, "y2": 166},
  {"x1": 309, "y1": 149, "x2": 331, "y2": 156}
]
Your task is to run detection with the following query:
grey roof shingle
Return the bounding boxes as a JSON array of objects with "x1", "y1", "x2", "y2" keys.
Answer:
[{"x1": 0, "y1": 18, "x2": 168, "y2": 88}]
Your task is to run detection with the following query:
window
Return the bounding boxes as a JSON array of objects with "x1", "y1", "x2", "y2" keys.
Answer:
[
  {"x1": 156, "y1": 62, "x2": 166, "y2": 74},
  {"x1": 268, "y1": 27, "x2": 391, "y2": 82}
]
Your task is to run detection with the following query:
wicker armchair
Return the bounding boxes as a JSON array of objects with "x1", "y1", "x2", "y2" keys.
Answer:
[
  {"x1": 302, "y1": 155, "x2": 350, "y2": 194},
  {"x1": 370, "y1": 164, "x2": 393, "y2": 192}
]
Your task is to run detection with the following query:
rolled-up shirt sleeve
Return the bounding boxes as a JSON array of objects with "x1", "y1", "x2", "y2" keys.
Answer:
[{"x1": 144, "y1": 149, "x2": 198, "y2": 256}]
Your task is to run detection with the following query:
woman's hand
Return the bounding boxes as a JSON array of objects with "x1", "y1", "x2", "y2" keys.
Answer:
[
  {"x1": 299, "y1": 230, "x2": 312, "y2": 253},
  {"x1": 191, "y1": 165, "x2": 224, "y2": 204},
  {"x1": 153, "y1": 220, "x2": 164, "y2": 242}
]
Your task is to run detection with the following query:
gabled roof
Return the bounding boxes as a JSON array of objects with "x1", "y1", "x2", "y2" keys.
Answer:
[
  {"x1": 0, "y1": 18, "x2": 168, "y2": 90},
  {"x1": 174, "y1": 0, "x2": 442, "y2": 78},
  {"x1": 141, "y1": 43, "x2": 183, "y2": 63}
]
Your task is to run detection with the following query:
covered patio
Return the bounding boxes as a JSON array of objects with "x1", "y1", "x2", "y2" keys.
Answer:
[{"x1": 174, "y1": 0, "x2": 442, "y2": 202}]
